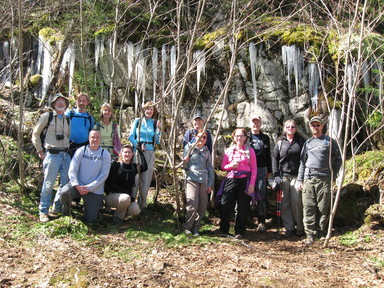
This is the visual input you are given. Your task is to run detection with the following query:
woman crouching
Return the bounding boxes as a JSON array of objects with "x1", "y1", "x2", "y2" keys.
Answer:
[
  {"x1": 105, "y1": 145, "x2": 146, "y2": 222},
  {"x1": 183, "y1": 131, "x2": 214, "y2": 236}
]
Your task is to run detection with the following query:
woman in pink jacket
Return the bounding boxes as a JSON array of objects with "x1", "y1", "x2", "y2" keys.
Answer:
[{"x1": 216, "y1": 128, "x2": 257, "y2": 238}]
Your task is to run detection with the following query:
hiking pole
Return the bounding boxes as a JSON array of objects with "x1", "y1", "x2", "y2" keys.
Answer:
[{"x1": 275, "y1": 184, "x2": 282, "y2": 239}]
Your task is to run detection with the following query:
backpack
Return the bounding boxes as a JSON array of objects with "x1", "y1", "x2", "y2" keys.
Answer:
[
  {"x1": 133, "y1": 118, "x2": 158, "y2": 148},
  {"x1": 68, "y1": 109, "x2": 93, "y2": 132},
  {"x1": 40, "y1": 111, "x2": 70, "y2": 151}
]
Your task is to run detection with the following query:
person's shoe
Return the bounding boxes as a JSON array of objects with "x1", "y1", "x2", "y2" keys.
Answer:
[
  {"x1": 184, "y1": 229, "x2": 192, "y2": 236},
  {"x1": 296, "y1": 230, "x2": 305, "y2": 237},
  {"x1": 285, "y1": 230, "x2": 294, "y2": 238},
  {"x1": 39, "y1": 214, "x2": 50, "y2": 223},
  {"x1": 305, "y1": 236, "x2": 314, "y2": 245},
  {"x1": 257, "y1": 223, "x2": 266, "y2": 232},
  {"x1": 112, "y1": 214, "x2": 125, "y2": 224},
  {"x1": 234, "y1": 234, "x2": 243, "y2": 239},
  {"x1": 212, "y1": 228, "x2": 228, "y2": 235}
]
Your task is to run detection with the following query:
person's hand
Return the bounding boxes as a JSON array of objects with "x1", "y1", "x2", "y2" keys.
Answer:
[
  {"x1": 141, "y1": 144, "x2": 146, "y2": 151},
  {"x1": 295, "y1": 182, "x2": 303, "y2": 191},
  {"x1": 274, "y1": 176, "x2": 282, "y2": 185},
  {"x1": 38, "y1": 150, "x2": 45, "y2": 160},
  {"x1": 76, "y1": 185, "x2": 89, "y2": 195},
  {"x1": 207, "y1": 187, "x2": 212, "y2": 194},
  {"x1": 247, "y1": 185, "x2": 254, "y2": 195},
  {"x1": 156, "y1": 121, "x2": 162, "y2": 131},
  {"x1": 183, "y1": 156, "x2": 190, "y2": 163},
  {"x1": 231, "y1": 161, "x2": 239, "y2": 169}
]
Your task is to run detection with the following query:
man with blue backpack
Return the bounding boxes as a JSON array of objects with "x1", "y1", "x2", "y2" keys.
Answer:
[
  {"x1": 66, "y1": 93, "x2": 94, "y2": 157},
  {"x1": 297, "y1": 116, "x2": 342, "y2": 245}
]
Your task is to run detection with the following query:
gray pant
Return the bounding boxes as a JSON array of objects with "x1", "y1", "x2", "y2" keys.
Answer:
[
  {"x1": 184, "y1": 180, "x2": 208, "y2": 232},
  {"x1": 302, "y1": 177, "x2": 331, "y2": 238},
  {"x1": 281, "y1": 176, "x2": 304, "y2": 232},
  {"x1": 59, "y1": 183, "x2": 103, "y2": 223}
]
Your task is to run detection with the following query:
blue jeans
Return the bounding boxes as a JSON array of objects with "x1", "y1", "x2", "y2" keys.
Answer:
[{"x1": 39, "y1": 151, "x2": 71, "y2": 215}]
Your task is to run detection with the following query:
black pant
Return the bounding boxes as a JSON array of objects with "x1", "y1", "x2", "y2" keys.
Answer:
[{"x1": 220, "y1": 177, "x2": 251, "y2": 235}]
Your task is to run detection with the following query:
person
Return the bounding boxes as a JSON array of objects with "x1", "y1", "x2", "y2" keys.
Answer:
[
  {"x1": 297, "y1": 116, "x2": 342, "y2": 245},
  {"x1": 94, "y1": 103, "x2": 121, "y2": 157},
  {"x1": 66, "y1": 93, "x2": 94, "y2": 157},
  {"x1": 272, "y1": 119, "x2": 306, "y2": 237},
  {"x1": 32, "y1": 93, "x2": 71, "y2": 222},
  {"x1": 216, "y1": 128, "x2": 257, "y2": 238},
  {"x1": 105, "y1": 145, "x2": 143, "y2": 223},
  {"x1": 249, "y1": 114, "x2": 272, "y2": 232},
  {"x1": 128, "y1": 101, "x2": 161, "y2": 209},
  {"x1": 59, "y1": 130, "x2": 111, "y2": 223},
  {"x1": 183, "y1": 114, "x2": 213, "y2": 154},
  {"x1": 183, "y1": 131, "x2": 214, "y2": 236}
]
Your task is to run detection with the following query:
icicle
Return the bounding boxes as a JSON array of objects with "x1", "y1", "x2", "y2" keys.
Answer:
[
  {"x1": 170, "y1": 45, "x2": 177, "y2": 112},
  {"x1": 329, "y1": 109, "x2": 340, "y2": 140},
  {"x1": 308, "y1": 63, "x2": 320, "y2": 110},
  {"x1": 95, "y1": 36, "x2": 103, "y2": 69},
  {"x1": 282, "y1": 45, "x2": 303, "y2": 97},
  {"x1": 135, "y1": 44, "x2": 146, "y2": 105},
  {"x1": 1, "y1": 41, "x2": 11, "y2": 86},
  {"x1": 40, "y1": 36, "x2": 52, "y2": 102},
  {"x1": 249, "y1": 42, "x2": 257, "y2": 106},
  {"x1": 347, "y1": 63, "x2": 356, "y2": 94},
  {"x1": 161, "y1": 44, "x2": 167, "y2": 88},
  {"x1": 60, "y1": 42, "x2": 75, "y2": 96},
  {"x1": 193, "y1": 50, "x2": 206, "y2": 93},
  {"x1": 126, "y1": 42, "x2": 134, "y2": 80},
  {"x1": 152, "y1": 47, "x2": 158, "y2": 102}
]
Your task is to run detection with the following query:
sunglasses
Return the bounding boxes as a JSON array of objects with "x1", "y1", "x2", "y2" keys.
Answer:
[
  {"x1": 286, "y1": 125, "x2": 296, "y2": 128},
  {"x1": 311, "y1": 124, "x2": 321, "y2": 127},
  {"x1": 197, "y1": 136, "x2": 207, "y2": 139}
]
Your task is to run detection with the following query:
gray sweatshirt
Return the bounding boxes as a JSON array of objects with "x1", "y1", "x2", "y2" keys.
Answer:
[
  {"x1": 297, "y1": 135, "x2": 342, "y2": 182},
  {"x1": 69, "y1": 145, "x2": 111, "y2": 195}
]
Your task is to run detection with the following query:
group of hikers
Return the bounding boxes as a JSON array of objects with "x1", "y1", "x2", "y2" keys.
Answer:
[{"x1": 32, "y1": 92, "x2": 342, "y2": 245}]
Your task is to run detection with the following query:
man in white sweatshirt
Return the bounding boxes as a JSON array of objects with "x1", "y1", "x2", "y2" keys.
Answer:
[{"x1": 59, "y1": 130, "x2": 111, "y2": 223}]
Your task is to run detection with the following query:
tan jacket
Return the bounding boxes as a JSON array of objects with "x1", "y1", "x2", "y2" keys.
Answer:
[{"x1": 32, "y1": 111, "x2": 71, "y2": 152}]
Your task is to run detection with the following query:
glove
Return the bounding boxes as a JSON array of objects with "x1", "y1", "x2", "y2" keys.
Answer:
[{"x1": 274, "y1": 176, "x2": 282, "y2": 185}]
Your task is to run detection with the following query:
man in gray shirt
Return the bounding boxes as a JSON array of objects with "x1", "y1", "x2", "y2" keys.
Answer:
[{"x1": 297, "y1": 116, "x2": 342, "y2": 245}]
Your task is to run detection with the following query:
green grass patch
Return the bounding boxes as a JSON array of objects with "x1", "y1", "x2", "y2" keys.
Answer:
[{"x1": 339, "y1": 231, "x2": 360, "y2": 246}]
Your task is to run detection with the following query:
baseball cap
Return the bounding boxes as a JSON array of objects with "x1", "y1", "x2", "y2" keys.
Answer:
[
  {"x1": 250, "y1": 114, "x2": 262, "y2": 121},
  {"x1": 193, "y1": 114, "x2": 204, "y2": 121},
  {"x1": 309, "y1": 116, "x2": 323, "y2": 124}
]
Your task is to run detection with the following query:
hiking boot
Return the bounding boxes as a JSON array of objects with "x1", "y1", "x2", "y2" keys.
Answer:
[
  {"x1": 192, "y1": 228, "x2": 200, "y2": 236},
  {"x1": 39, "y1": 214, "x2": 50, "y2": 223},
  {"x1": 296, "y1": 230, "x2": 305, "y2": 237},
  {"x1": 113, "y1": 214, "x2": 125, "y2": 224},
  {"x1": 285, "y1": 230, "x2": 294, "y2": 238},
  {"x1": 184, "y1": 229, "x2": 192, "y2": 235},
  {"x1": 212, "y1": 228, "x2": 228, "y2": 235},
  {"x1": 257, "y1": 223, "x2": 266, "y2": 232},
  {"x1": 305, "y1": 236, "x2": 314, "y2": 245},
  {"x1": 234, "y1": 234, "x2": 243, "y2": 239}
]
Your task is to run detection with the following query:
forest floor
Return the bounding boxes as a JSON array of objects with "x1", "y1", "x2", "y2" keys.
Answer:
[{"x1": 0, "y1": 188, "x2": 384, "y2": 288}]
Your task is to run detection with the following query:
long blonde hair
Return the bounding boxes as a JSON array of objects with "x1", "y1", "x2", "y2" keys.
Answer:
[{"x1": 100, "y1": 103, "x2": 114, "y2": 122}]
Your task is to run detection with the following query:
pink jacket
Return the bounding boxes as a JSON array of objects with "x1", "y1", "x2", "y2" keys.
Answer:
[{"x1": 221, "y1": 145, "x2": 257, "y2": 186}]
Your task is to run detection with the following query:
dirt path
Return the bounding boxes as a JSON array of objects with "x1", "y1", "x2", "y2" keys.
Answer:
[{"x1": 0, "y1": 191, "x2": 383, "y2": 287}]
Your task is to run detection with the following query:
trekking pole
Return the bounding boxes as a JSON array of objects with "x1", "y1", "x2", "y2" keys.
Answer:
[{"x1": 275, "y1": 184, "x2": 282, "y2": 239}]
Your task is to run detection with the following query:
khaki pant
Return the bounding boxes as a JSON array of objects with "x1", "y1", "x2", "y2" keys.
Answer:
[
  {"x1": 105, "y1": 193, "x2": 141, "y2": 220},
  {"x1": 184, "y1": 180, "x2": 208, "y2": 232},
  {"x1": 302, "y1": 177, "x2": 331, "y2": 238}
]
